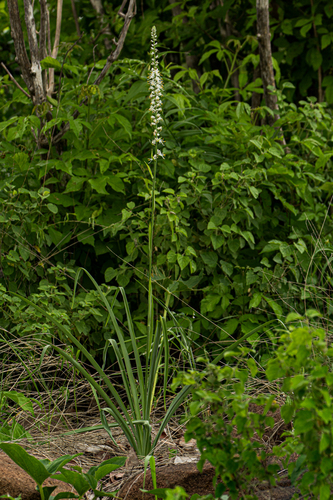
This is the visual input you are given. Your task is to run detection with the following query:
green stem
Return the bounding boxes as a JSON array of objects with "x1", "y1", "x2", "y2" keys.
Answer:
[{"x1": 147, "y1": 146, "x2": 157, "y2": 360}]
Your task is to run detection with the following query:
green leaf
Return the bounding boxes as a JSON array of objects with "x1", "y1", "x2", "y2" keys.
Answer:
[
  {"x1": 320, "y1": 484, "x2": 330, "y2": 500},
  {"x1": 286, "y1": 312, "x2": 303, "y2": 322},
  {"x1": 105, "y1": 268, "x2": 117, "y2": 282},
  {"x1": 280, "y1": 403, "x2": 294, "y2": 424},
  {"x1": 249, "y1": 293, "x2": 262, "y2": 309},
  {"x1": 0, "y1": 443, "x2": 50, "y2": 486},
  {"x1": 210, "y1": 234, "x2": 224, "y2": 250},
  {"x1": 263, "y1": 296, "x2": 282, "y2": 317},
  {"x1": 41, "y1": 56, "x2": 62, "y2": 70},
  {"x1": 220, "y1": 260, "x2": 233, "y2": 276},
  {"x1": 221, "y1": 225, "x2": 231, "y2": 235},
  {"x1": 68, "y1": 118, "x2": 82, "y2": 139},
  {"x1": 306, "y1": 47, "x2": 323, "y2": 71},
  {"x1": 46, "y1": 203, "x2": 58, "y2": 214},
  {"x1": 106, "y1": 175, "x2": 125, "y2": 194},
  {"x1": 48, "y1": 227, "x2": 66, "y2": 247},
  {"x1": 293, "y1": 409, "x2": 314, "y2": 434},
  {"x1": 89, "y1": 177, "x2": 109, "y2": 195},
  {"x1": 177, "y1": 255, "x2": 190, "y2": 270},
  {"x1": 198, "y1": 49, "x2": 218, "y2": 65},
  {"x1": 321, "y1": 33, "x2": 332, "y2": 49},
  {"x1": 109, "y1": 114, "x2": 132, "y2": 139},
  {"x1": 266, "y1": 359, "x2": 285, "y2": 381},
  {"x1": 319, "y1": 432, "x2": 330, "y2": 453},
  {"x1": 64, "y1": 176, "x2": 86, "y2": 193},
  {"x1": 51, "y1": 468, "x2": 92, "y2": 496},
  {"x1": 123, "y1": 80, "x2": 149, "y2": 104},
  {"x1": 247, "y1": 358, "x2": 258, "y2": 377},
  {"x1": 201, "y1": 252, "x2": 218, "y2": 268},
  {"x1": 88, "y1": 457, "x2": 126, "y2": 481},
  {"x1": 2, "y1": 392, "x2": 35, "y2": 415},
  {"x1": 249, "y1": 186, "x2": 260, "y2": 198}
]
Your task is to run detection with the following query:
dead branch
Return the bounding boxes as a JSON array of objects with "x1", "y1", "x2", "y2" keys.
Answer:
[
  {"x1": 48, "y1": 0, "x2": 64, "y2": 97},
  {"x1": 70, "y1": 0, "x2": 81, "y2": 37},
  {"x1": 93, "y1": 0, "x2": 136, "y2": 83},
  {"x1": 23, "y1": 0, "x2": 45, "y2": 105},
  {"x1": 1, "y1": 62, "x2": 31, "y2": 99}
]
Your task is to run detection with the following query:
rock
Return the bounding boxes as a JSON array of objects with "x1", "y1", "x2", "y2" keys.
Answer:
[
  {"x1": 0, "y1": 451, "x2": 76, "y2": 500},
  {"x1": 118, "y1": 462, "x2": 217, "y2": 500}
]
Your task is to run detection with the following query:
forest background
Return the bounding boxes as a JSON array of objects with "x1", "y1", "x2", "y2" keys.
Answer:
[{"x1": 1, "y1": 0, "x2": 333, "y2": 368}]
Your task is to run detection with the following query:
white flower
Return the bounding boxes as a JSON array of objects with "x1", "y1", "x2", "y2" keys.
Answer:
[{"x1": 148, "y1": 26, "x2": 164, "y2": 159}]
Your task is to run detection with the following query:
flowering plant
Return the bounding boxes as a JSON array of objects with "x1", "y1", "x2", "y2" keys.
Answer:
[{"x1": 14, "y1": 26, "x2": 193, "y2": 459}]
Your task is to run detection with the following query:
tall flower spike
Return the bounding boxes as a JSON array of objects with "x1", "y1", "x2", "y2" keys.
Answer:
[{"x1": 148, "y1": 26, "x2": 165, "y2": 162}]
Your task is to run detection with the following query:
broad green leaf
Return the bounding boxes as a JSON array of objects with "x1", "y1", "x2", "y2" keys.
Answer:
[
  {"x1": 51, "y1": 468, "x2": 92, "y2": 496},
  {"x1": 106, "y1": 175, "x2": 125, "y2": 194},
  {"x1": 263, "y1": 296, "x2": 283, "y2": 317},
  {"x1": 293, "y1": 409, "x2": 314, "y2": 434},
  {"x1": 177, "y1": 254, "x2": 190, "y2": 270},
  {"x1": 105, "y1": 268, "x2": 117, "y2": 282},
  {"x1": 109, "y1": 114, "x2": 132, "y2": 139},
  {"x1": 211, "y1": 234, "x2": 224, "y2": 250},
  {"x1": 89, "y1": 177, "x2": 109, "y2": 195},
  {"x1": 249, "y1": 293, "x2": 262, "y2": 308},
  {"x1": 320, "y1": 484, "x2": 330, "y2": 500},
  {"x1": 68, "y1": 118, "x2": 82, "y2": 138},
  {"x1": 123, "y1": 80, "x2": 149, "y2": 104},
  {"x1": 46, "y1": 203, "x2": 58, "y2": 214},
  {"x1": 319, "y1": 432, "x2": 330, "y2": 453},
  {"x1": 220, "y1": 260, "x2": 233, "y2": 276},
  {"x1": 201, "y1": 252, "x2": 218, "y2": 268},
  {"x1": 0, "y1": 443, "x2": 50, "y2": 485},
  {"x1": 41, "y1": 56, "x2": 62, "y2": 70},
  {"x1": 64, "y1": 176, "x2": 86, "y2": 193}
]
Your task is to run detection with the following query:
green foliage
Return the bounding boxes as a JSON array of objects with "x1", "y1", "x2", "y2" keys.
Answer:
[
  {"x1": 0, "y1": 390, "x2": 37, "y2": 442},
  {"x1": 172, "y1": 354, "x2": 279, "y2": 500},
  {"x1": 266, "y1": 315, "x2": 333, "y2": 499},
  {"x1": 2, "y1": 0, "x2": 333, "y2": 366},
  {"x1": 0, "y1": 442, "x2": 125, "y2": 500},
  {"x1": 2, "y1": 58, "x2": 333, "y2": 363}
]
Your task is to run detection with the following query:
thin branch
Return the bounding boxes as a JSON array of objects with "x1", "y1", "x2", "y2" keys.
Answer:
[
  {"x1": 7, "y1": 0, "x2": 34, "y2": 97},
  {"x1": 23, "y1": 0, "x2": 45, "y2": 104},
  {"x1": 52, "y1": 0, "x2": 63, "y2": 59},
  {"x1": 1, "y1": 62, "x2": 31, "y2": 98},
  {"x1": 118, "y1": 0, "x2": 128, "y2": 15},
  {"x1": 48, "y1": 0, "x2": 64, "y2": 97},
  {"x1": 70, "y1": 0, "x2": 81, "y2": 37},
  {"x1": 94, "y1": 0, "x2": 136, "y2": 86}
]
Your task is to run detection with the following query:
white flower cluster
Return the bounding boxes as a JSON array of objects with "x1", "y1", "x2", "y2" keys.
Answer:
[{"x1": 148, "y1": 26, "x2": 165, "y2": 162}]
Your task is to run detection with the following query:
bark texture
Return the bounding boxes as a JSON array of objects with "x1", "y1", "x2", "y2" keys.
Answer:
[{"x1": 256, "y1": 0, "x2": 279, "y2": 124}]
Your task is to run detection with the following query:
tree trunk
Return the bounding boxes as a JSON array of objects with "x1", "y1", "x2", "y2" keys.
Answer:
[
  {"x1": 256, "y1": 0, "x2": 286, "y2": 144},
  {"x1": 256, "y1": 0, "x2": 279, "y2": 125}
]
